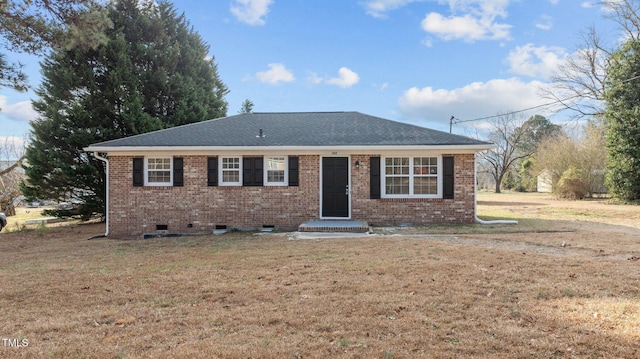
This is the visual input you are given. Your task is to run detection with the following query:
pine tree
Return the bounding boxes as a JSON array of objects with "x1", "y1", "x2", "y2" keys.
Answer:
[
  {"x1": 239, "y1": 99, "x2": 254, "y2": 113},
  {"x1": 604, "y1": 39, "x2": 640, "y2": 202},
  {"x1": 0, "y1": 0, "x2": 111, "y2": 91},
  {"x1": 21, "y1": 0, "x2": 229, "y2": 218}
]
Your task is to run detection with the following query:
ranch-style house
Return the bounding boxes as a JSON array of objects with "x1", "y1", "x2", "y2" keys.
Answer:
[{"x1": 85, "y1": 111, "x2": 493, "y2": 238}]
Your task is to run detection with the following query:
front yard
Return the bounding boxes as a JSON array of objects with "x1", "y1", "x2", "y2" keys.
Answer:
[{"x1": 1, "y1": 192, "x2": 638, "y2": 358}]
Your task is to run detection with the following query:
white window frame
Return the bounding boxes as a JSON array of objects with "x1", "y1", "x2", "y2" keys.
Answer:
[
  {"x1": 264, "y1": 156, "x2": 288, "y2": 186},
  {"x1": 219, "y1": 156, "x2": 242, "y2": 186},
  {"x1": 381, "y1": 155, "x2": 442, "y2": 198},
  {"x1": 144, "y1": 157, "x2": 173, "y2": 186}
]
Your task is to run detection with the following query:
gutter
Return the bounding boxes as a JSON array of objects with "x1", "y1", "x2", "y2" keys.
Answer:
[
  {"x1": 83, "y1": 144, "x2": 494, "y2": 154},
  {"x1": 474, "y1": 152, "x2": 518, "y2": 225},
  {"x1": 90, "y1": 152, "x2": 109, "y2": 238}
]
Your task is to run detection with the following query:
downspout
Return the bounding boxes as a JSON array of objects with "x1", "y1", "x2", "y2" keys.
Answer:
[
  {"x1": 474, "y1": 152, "x2": 518, "y2": 225},
  {"x1": 90, "y1": 152, "x2": 109, "y2": 238}
]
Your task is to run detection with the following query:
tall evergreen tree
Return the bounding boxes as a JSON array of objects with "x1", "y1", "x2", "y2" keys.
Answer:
[
  {"x1": 0, "y1": 0, "x2": 112, "y2": 91},
  {"x1": 21, "y1": 0, "x2": 229, "y2": 218},
  {"x1": 516, "y1": 115, "x2": 563, "y2": 155},
  {"x1": 604, "y1": 39, "x2": 640, "y2": 202}
]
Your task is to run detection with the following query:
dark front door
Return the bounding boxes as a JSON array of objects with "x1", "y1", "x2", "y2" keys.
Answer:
[{"x1": 322, "y1": 157, "x2": 349, "y2": 218}]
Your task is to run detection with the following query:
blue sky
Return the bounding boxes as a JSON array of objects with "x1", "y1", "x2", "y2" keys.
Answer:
[{"x1": 0, "y1": 0, "x2": 620, "y2": 147}]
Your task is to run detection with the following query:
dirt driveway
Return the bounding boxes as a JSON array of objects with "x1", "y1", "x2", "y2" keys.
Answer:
[
  {"x1": 358, "y1": 192, "x2": 640, "y2": 261},
  {"x1": 489, "y1": 193, "x2": 638, "y2": 256}
]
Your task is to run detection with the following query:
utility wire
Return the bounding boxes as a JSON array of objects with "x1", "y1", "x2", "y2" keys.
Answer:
[
  {"x1": 449, "y1": 75, "x2": 640, "y2": 132},
  {"x1": 448, "y1": 73, "x2": 640, "y2": 133},
  {"x1": 451, "y1": 94, "x2": 582, "y2": 128}
]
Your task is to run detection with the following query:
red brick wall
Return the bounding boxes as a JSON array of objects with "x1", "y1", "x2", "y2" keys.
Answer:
[{"x1": 107, "y1": 154, "x2": 476, "y2": 238}]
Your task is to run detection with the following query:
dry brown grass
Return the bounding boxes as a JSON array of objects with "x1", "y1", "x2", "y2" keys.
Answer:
[{"x1": 1, "y1": 192, "x2": 639, "y2": 358}]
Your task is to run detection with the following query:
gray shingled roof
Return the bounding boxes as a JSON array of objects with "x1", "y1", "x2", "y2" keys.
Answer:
[{"x1": 86, "y1": 112, "x2": 491, "y2": 148}]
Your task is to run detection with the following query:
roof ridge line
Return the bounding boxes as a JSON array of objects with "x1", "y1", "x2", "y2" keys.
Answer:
[{"x1": 250, "y1": 111, "x2": 355, "y2": 114}]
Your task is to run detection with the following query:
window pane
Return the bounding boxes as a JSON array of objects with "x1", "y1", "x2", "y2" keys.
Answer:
[
  {"x1": 385, "y1": 158, "x2": 393, "y2": 175},
  {"x1": 148, "y1": 170, "x2": 171, "y2": 183},
  {"x1": 414, "y1": 176, "x2": 437, "y2": 194},
  {"x1": 385, "y1": 176, "x2": 409, "y2": 195},
  {"x1": 222, "y1": 157, "x2": 239, "y2": 169},
  {"x1": 414, "y1": 157, "x2": 437, "y2": 175},
  {"x1": 384, "y1": 156, "x2": 439, "y2": 196},
  {"x1": 222, "y1": 170, "x2": 239, "y2": 183},
  {"x1": 265, "y1": 157, "x2": 286, "y2": 184},
  {"x1": 220, "y1": 157, "x2": 240, "y2": 184},
  {"x1": 386, "y1": 157, "x2": 409, "y2": 175},
  {"x1": 147, "y1": 158, "x2": 171, "y2": 184},
  {"x1": 267, "y1": 171, "x2": 285, "y2": 182},
  {"x1": 148, "y1": 158, "x2": 171, "y2": 170},
  {"x1": 267, "y1": 157, "x2": 285, "y2": 170}
]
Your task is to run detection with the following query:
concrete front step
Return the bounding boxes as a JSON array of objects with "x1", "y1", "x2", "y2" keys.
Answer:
[{"x1": 298, "y1": 220, "x2": 370, "y2": 233}]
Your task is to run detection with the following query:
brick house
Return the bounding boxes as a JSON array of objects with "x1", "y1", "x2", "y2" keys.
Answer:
[{"x1": 85, "y1": 112, "x2": 493, "y2": 238}]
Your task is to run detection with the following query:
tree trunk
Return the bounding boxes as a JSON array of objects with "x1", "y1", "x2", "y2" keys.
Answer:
[{"x1": 495, "y1": 173, "x2": 504, "y2": 193}]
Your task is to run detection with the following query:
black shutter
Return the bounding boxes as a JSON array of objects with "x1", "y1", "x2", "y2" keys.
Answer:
[
  {"x1": 133, "y1": 158, "x2": 144, "y2": 187},
  {"x1": 256, "y1": 158, "x2": 264, "y2": 186},
  {"x1": 443, "y1": 156, "x2": 454, "y2": 199},
  {"x1": 288, "y1": 156, "x2": 299, "y2": 186},
  {"x1": 207, "y1": 156, "x2": 218, "y2": 186},
  {"x1": 243, "y1": 157, "x2": 263, "y2": 186},
  {"x1": 173, "y1": 157, "x2": 184, "y2": 187},
  {"x1": 370, "y1": 156, "x2": 381, "y2": 199}
]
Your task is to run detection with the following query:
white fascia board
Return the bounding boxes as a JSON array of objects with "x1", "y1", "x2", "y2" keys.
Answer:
[{"x1": 84, "y1": 144, "x2": 494, "y2": 155}]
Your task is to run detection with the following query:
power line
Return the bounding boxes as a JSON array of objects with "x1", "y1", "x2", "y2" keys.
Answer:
[
  {"x1": 450, "y1": 94, "x2": 582, "y2": 130},
  {"x1": 449, "y1": 73, "x2": 640, "y2": 133}
]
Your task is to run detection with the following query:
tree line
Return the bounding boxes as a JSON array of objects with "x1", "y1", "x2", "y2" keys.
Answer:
[
  {"x1": 481, "y1": 113, "x2": 606, "y2": 200},
  {"x1": 475, "y1": 0, "x2": 640, "y2": 203}
]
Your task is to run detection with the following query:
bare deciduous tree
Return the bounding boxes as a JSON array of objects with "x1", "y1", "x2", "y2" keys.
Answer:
[
  {"x1": 603, "y1": 0, "x2": 640, "y2": 41},
  {"x1": 542, "y1": 0, "x2": 640, "y2": 119},
  {"x1": 482, "y1": 113, "x2": 532, "y2": 193},
  {"x1": 0, "y1": 137, "x2": 26, "y2": 216},
  {"x1": 541, "y1": 26, "x2": 611, "y2": 119}
]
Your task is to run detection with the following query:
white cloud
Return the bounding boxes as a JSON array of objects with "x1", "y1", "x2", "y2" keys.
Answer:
[
  {"x1": 360, "y1": 0, "x2": 419, "y2": 18},
  {"x1": 0, "y1": 96, "x2": 37, "y2": 123},
  {"x1": 421, "y1": 37, "x2": 434, "y2": 47},
  {"x1": 581, "y1": 1, "x2": 594, "y2": 8},
  {"x1": 309, "y1": 68, "x2": 361, "y2": 88},
  {"x1": 325, "y1": 67, "x2": 360, "y2": 88},
  {"x1": 421, "y1": 12, "x2": 509, "y2": 41},
  {"x1": 306, "y1": 72, "x2": 323, "y2": 85},
  {"x1": 420, "y1": 0, "x2": 512, "y2": 42},
  {"x1": 398, "y1": 78, "x2": 555, "y2": 128},
  {"x1": 230, "y1": 0, "x2": 273, "y2": 26},
  {"x1": 534, "y1": 14, "x2": 553, "y2": 30},
  {"x1": 363, "y1": 1, "x2": 515, "y2": 42},
  {"x1": 548, "y1": 0, "x2": 559, "y2": 4},
  {"x1": 506, "y1": 44, "x2": 567, "y2": 79},
  {"x1": 255, "y1": 63, "x2": 295, "y2": 84}
]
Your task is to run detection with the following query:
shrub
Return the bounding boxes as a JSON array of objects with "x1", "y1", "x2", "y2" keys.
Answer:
[{"x1": 556, "y1": 166, "x2": 589, "y2": 199}]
